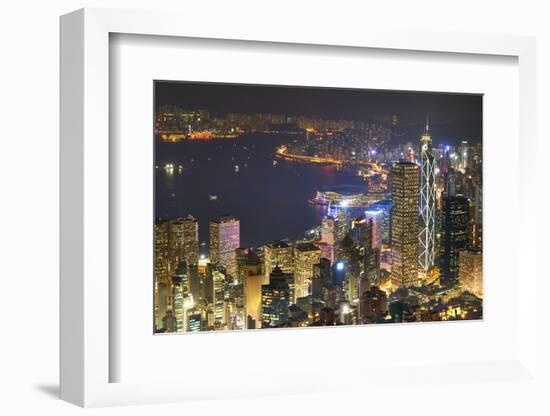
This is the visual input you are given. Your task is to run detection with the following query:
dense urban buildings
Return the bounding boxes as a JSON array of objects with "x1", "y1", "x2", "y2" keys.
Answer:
[{"x1": 154, "y1": 81, "x2": 483, "y2": 333}]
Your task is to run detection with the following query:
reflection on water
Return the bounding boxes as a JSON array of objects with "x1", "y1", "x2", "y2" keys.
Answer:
[{"x1": 155, "y1": 133, "x2": 366, "y2": 251}]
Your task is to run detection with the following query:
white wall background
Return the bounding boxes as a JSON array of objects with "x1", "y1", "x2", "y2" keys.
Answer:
[{"x1": 0, "y1": 0, "x2": 548, "y2": 414}]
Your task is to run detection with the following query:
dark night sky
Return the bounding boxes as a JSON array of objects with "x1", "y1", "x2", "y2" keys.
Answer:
[{"x1": 155, "y1": 81, "x2": 483, "y2": 143}]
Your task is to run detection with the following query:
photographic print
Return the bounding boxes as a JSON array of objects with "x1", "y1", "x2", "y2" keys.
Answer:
[{"x1": 154, "y1": 82, "x2": 483, "y2": 334}]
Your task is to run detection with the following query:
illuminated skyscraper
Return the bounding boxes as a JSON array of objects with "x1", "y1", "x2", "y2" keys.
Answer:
[
  {"x1": 418, "y1": 120, "x2": 436, "y2": 273},
  {"x1": 319, "y1": 216, "x2": 336, "y2": 263},
  {"x1": 212, "y1": 268, "x2": 226, "y2": 325},
  {"x1": 188, "y1": 264, "x2": 201, "y2": 304},
  {"x1": 155, "y1": 219, "x2": 170, "y2": 284},
  {"x1": 209, "y1": 216, "x2": 240, "y2": 278},
  {"x1": 368, "y1": 199, "x2": 392, "y2": 245},
  {"x1": 261, "y1": 266, "x2": 291, "y2": 328},
  {"x1": 336, "y1": 234, "x2": 362, "y2": 302},
  {"x1": 187, "y1": 309, "x2": 202, "y2": 332},
  {"x1": 161, "y1": 310, "x2": 177, "y2": 333},
  {"x1": 391, "y1": 161, "x2": 420, "y2": 287},
  {"x1": 264, "y1": 240, "x2": 294, "y2": 275},
  {"x1": 440, "y1": 194, "x2": 470, "y2": 284},
  {"x1": 156, "y1": 280, "x2": 170, "y2": 331},
  {"x1": 173, "y1": 215, "x2": 199, "y2": 266},
  {"x1": 459, "y1": 249, "x2": 483, "y2": 297},
  {"x1": 364, "y1": 209, "x2": 384, "y2": 249},
  {"x1": 172, "y1": 262, "x2": 188, "y2": 332},
  {"x1": 236, "y1": 248, "x2": 266, "y2": 328},
  {"x1": 293, "y1": 243, "x2": 321, "y2": 301},
  {"x1": 336, "y1": 209, "x2": 349, "y2": 242},
  {"x1": 237, "y1": 248, "x2": 269, "y2": 329}
]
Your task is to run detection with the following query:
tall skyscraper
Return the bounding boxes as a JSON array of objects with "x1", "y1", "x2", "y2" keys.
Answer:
[
  {"x1": 238, "y1": 248, "x2": 269, "y2": 329},
  {"x1": 212, "y1": 268, "x2": 226, "y2": 325},
  {"x1": 440, "y1": 194, "x2": 470, "y2": 284},
  {"x1": 458, "y1": 249, "x2": 483, "y2": 297},
  {"x1": 391, "y1": 161, "x2": 420, "y2": 287},
  {"x1": 336, "y1": 234, "x2": 362, "y2": 302},
  {"x1": 209, "y1": 216, "x2": 240, "y2": 278},
  {"x1": 264, "y1": 240, "x2": 294, "y2": 275},
  {"x1": 319, "y1": 216, "x2": 336, "y2": 263},
  {"x1": 368, "y1": 199, "x2": 392, "y2": 245},
  {"x1": 155, "y1": 280, "x2": 170, "y2": 331},
  {"x1": 172, "y1": 262, "x2": 188, "y2": 332},
  {"x1": 293, "y1": 243, "x2": 321, "y2": 301},
  {"x1": 173, "y1": 215, "x2": 199, "y2": 266},
  {"x1": 261, "y1": 266, "x2": 291, "y2": 328},
  {"x1": 364, "y1": 209, "x2": 384, "y2": 249},
  {"x1": 188, "y1": 264, "x2": 201, "y2": 305},
  {"x1": 418, "y1": 120, "x2": 436, "y2": 273},
  {"x1": 155, "y1": 219, "x2": 170, "y2": 284},
  {"x1": 336, "y1": 209, "x2": 349, "y2": 242}
]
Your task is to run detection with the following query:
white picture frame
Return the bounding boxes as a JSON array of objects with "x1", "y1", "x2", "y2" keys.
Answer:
[{"x1": 60, "y1": 7, "x2": 538, "y2": 408}]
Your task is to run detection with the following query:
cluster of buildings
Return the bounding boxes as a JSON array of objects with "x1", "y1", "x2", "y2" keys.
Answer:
[
  {"x1": 155, "y1": 105, "x2": 392, "y2": 146},
  {"x1": 154, "y1": 120, "x2": 483, "y2": 334}
]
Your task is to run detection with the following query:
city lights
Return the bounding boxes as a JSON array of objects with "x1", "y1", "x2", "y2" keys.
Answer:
[{"x1": 154, "y1": 82, "x2": 483, "y2": 334}]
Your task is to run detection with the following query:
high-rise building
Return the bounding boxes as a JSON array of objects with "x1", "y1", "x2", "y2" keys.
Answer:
[
  {"x1": 172, "y1": 215, "x2": 199, "y2": 266},
  {"x1": 459, "y1": 249, "x2": 483, "y2": 297},
  {"x1": 418, "y1": 121, "x2": 436, "y2": 273},
  {"x1": 236, "y1": 248, "x2": 266, "y2": 328},
  {"x1": 440, "y1": 194, "x2": 470, "y2": 284},
  {"x1": 364, "y1": 209, "x2": 384, "y2": 249},
  {"x1": 209, "y1": 216, "x2": 240, "y2": 278},
  {"x1": 336, "y1": 234, "x2": 362, "y2": 303},
  {"x1": 172, "y1": 262, "x2": 188, "y2": 332},
  {"x1": 188, "y1": 264, "x2": 201, "y2": 305},
  {"x1": 187, "y1": 309, "x2": 202, "y2": 332},
  {"x1": 212, "y1": 268, "x2": 226, "y2": 325},
  {"x1": 336, "y1": 209, "x2": 349, "y2": 242},
  {"x1": 473, "y1": 181, "x2": 483, "y2": 249},
  {"x1": 155, "y1": 280, "x2": 170, "y2": 331},
  {"x1": 155, "y1": 219, "x2": 170, "y2": 284},
  {"x1": 236, "y1": 248, "x2": 262, "y2": 286},
  {"x1": 368, "y1": 199, "x2": 392, "y2": 245},
  {"x1": 391, "y1": 161, "x2": 420, "y2": 287},
  {"x1": 161, "y1": 310, "x2": 177, "y2": 333},
  {"x1": 319, "y1": 216, "x2": 336, "y2": 263},
  {"x1": 264, "y1": 240, "x2": 294, "y2": 276},
  {"x1": 321, "y1": 216, "x2": 336, "y2": 245},
  {"x1": 293, "y1": 243, "x2": 321, "y2": 301},
  {"x1": 241, "y1": 250, "x2": 269, "y2": 329},
  {"x1": 261, "y1": 266, "x2": 291, "y2": 328},
  {"x1": 203, "y1": 263, "x2": 216, "y2": 305}
]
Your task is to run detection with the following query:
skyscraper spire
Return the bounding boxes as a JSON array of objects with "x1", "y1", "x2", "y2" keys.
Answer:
[
  {"x1": 418, "y1": 117, "x2": 436, "y2": 275},
  {"x1": 421, "y1": 115, "x2": 432, "y2": 146}
]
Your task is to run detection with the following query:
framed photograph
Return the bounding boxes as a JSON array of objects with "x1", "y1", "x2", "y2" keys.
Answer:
[{"x1": 60, "y1": 8, "x2": 538, "y2": 408}]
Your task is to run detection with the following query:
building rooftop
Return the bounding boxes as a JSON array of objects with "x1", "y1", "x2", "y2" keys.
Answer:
[
  {"x1": 266, "y1": 240, "x2": 290, "y2": 249},
  {"x1": 295, "y1": 242, "x2": 321, "y2": 252},
  {"x1": 210, "y1": 215, "x2": 238, "y2": 223}
]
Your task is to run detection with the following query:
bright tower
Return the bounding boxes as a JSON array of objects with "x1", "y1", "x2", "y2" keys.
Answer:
[{"x1": 418, "y1": 119, "x2": 436, "y2": 273}]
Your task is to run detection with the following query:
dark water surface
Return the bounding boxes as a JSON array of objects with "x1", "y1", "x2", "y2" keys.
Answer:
[{"x1": 155, "y1": 133, "x2": 366, "y2": 253}]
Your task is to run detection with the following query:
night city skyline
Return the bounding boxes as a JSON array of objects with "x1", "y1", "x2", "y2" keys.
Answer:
[
  {"x1": 155, "y1": 81, "x2": 482, "y2": 141},
  {"x1": 154, "y1": 81, "x2": 483, "y2": 333}
]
